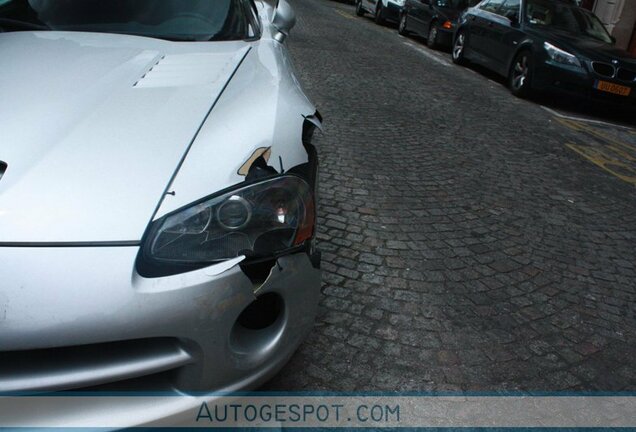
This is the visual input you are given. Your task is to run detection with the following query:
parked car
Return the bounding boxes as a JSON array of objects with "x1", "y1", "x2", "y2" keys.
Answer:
[
  {"x1": 398, "y1": 0, "x2": 479, "y2": 49},
  {"x1": 356, "y1": 0, "x2": 405, "y2": 25},
  {"x1": 452, "y1": 0, "x2": 636, "y2": 102},
  {"x1": 0, "y1": 0, "x2": 321, "y2": 425}
]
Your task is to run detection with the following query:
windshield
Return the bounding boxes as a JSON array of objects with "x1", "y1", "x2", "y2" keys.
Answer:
[
  {"x1": 0, "y1": 0, "x2": 257, "y2": 41},
  {"x1": 525, "y1": 0, "x2": 612, "y2": 43},
  {"x1": 436, "y1": 0, "x2": 479, "y2": 9}
]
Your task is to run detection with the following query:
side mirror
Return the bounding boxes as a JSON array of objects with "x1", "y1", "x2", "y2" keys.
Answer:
[{"x1": 272, "y1": 0, "x2": 296, "y2": 42}]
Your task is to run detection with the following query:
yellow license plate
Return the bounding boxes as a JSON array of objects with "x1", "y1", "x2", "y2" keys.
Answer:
[{"x1": 595, "y1": 80, "x2": 632, "y2": 96}]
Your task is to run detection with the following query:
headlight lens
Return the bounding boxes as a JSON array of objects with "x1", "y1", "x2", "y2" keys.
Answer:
[
  {"x1": 146, "y1": 176, "x2": 314, "y2": 265},
  {"x1": 544, "y1": 42, "x2": 582, "y2": 68}
]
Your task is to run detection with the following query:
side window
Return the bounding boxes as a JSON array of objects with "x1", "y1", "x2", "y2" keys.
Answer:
[
  {"x1": 480, "y1": 0, "x2": 505, "y2": 13},
  {"x1": 499, "y1": 0, "x2": 520, "y2": 19}
]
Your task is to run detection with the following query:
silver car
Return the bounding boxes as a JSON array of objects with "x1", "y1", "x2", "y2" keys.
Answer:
[
  {"x1": 355, "y1": 0, "x2": 405, "y2": 25},
  {"x1": 0, "y1": 0, "x2": 321, "y2": 417}
]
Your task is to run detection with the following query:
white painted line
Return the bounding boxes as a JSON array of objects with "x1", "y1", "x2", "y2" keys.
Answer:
[
  {"x1": 402, "y1": 41, "x2": 451, "y2": 67},
  {"x1": 541, "y1": 105, "x2": 634, "y2": 130}
]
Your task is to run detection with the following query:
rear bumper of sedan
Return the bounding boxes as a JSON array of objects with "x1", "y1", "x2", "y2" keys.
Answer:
[
  {"x1": 0, "y1": 246, "x2": 320, "y2": 424},
  {"x1": 436, "y1": 28, "x2": 454, "y2": 48},
  {"x1": 532, "y1": 61, "x2": 636, "y2": 106}
]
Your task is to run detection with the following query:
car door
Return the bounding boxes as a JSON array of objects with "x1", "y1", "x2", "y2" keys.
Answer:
[
  {"x1": 487, "y1": 0, "x2": 524, "y2": 75},
  {"x1": 468, "y1": 0, "x2": 506, "y2": 62},
  {"x1": 420, "y1": 0, "x2": 436, "y2": 31},
  {"x1": 410, "y1": 0, "x2": 431, "y2": 34}
]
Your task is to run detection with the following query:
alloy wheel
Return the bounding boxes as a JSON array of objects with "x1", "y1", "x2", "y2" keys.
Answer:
[
  {"x1": 452, "y1": 32, "x2": 465, "y2": 63},
  {"x1": 355, "y1": 0, "x2": 364, "y2": 16},
  {"x1": 374, "y1": 3, "x2": 385, "y2": 24},
  {"x1": 512, "y1": 55, "x2": 529, "y2": 91},
  {"x1": 509, "y1": 51, "x2": 533, "y2": 98},
  {"x1": 427, "y1": 25, "x2": 438, "y2": 49},
  {"x1": 398, "y1": 14, "x2": 408, "y2": 35}
]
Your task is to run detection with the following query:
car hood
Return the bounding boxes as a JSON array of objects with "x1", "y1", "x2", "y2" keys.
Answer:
[
  {"x1": 528, "y1": 27, "x2": 636, "y2": 65},
  {"x1": 0, "y1": 31, "x2": 250, "y2": 243}
]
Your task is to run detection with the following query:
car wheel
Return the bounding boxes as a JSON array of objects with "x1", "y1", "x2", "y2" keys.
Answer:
[
  {"x1": 398, "y1": 13, "x2": 409, "y2": 36},
  {"x1": 355, "y1": 0, "x2": 365, "y2": 17},
  {"x1": 427, "y1": 22, "x2": 439, "y2": 49},
  {"x1": 452, "y1": 30, "x2": 467, "y2": 65},
  {"x1": 509, "y1": 50, "x2": 533, "y2": 98},
  {"x1": 374, "y1": 2, "x2": 386, "y2": 25}
]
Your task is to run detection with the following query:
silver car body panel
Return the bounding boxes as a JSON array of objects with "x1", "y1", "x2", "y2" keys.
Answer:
[
  {"x1": 0, "y1": 32, "x2": 249, "y2": 243},
  {"x1": 154, "y1": 30, "x2": 316, "y2": 219},
  {"x1": 0, "y1": 247, "x2": 320, "y2": 392}
]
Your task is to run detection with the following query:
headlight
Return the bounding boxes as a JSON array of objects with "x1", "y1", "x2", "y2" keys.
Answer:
[
  {"x1": 543, "y1": 42, "x2": 582, "y2": 68},
  {"x1": 143, "y1": 175, "x2": 315, "y2": 267}
]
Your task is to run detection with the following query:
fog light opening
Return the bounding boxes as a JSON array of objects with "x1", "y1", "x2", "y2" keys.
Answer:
[
  {"x1": 237, "y1": 292, "x2": 283, "y2": 330},
  {"x1": 230, "y1": 293, "x2": 286, "y2": 357}
]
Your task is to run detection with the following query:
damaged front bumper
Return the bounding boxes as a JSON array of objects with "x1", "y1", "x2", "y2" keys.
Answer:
[{"x1": 0, "y1": 246, "x2": 320, "y2": 413}]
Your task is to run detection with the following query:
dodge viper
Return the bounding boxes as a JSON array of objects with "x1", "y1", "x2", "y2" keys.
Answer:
[{"x1": 0, "y1": 0, "x2": 322, "y2": 424}]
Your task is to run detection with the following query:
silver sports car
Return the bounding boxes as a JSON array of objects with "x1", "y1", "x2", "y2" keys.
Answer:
[{"x1": 0, "y1": 0, "x2": 321, "y2": 418}]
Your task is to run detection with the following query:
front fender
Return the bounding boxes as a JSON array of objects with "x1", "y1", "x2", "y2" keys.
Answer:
[
  {"x1": 153, "y1": 40, "x2": 317, "y2": 220},
  {"x1": 506, "y1": 38, "x2": 537, "y2": 77}
]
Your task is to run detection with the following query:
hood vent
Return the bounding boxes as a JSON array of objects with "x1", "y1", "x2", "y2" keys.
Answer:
[
  {"x1": 0, "y1": 161, "x2": 6, "y2": 181},
  {"x1": 134, "y1": 53, "x2": 234, "y2": 88}
]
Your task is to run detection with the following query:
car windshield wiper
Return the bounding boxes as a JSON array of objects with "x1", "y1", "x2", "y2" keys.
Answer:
[
  {"x1": 97, "y1": 31, "x2": 200, "y2": 42},
  {"x1": 0, "y1": 18, "x2": 50, "y2": 31}
]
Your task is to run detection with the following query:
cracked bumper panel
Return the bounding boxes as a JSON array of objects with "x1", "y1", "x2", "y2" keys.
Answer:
[{"x1": 0, "y1": 246, "x2": 321, "y2": 393}]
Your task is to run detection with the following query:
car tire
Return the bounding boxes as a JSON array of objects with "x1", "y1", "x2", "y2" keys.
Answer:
[
  {"x1": 355, "y1": 0, "x2": 365, "y2": 17},
  {"x1": 374, "y1": 2, "x2": 386, "y2": 25},
  {"x1": 398, "y1": 13, "x2": 409, "y2": 36},
  {"x1": 452, "y1": 30, "x2": 467, "y2": 65},
  {"x1": 427, "y1": 22, "x2": 439, "y2": 49},
  {"x1": 509, "y1": 50, "x2": 534, "y2": 98}
]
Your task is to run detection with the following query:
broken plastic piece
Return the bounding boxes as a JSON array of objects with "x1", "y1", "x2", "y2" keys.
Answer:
[
  {"x1": 203, "y1": 255, "x2": 246, "y2": 277},
  {"x1": 240, "y1": 259, "x2": 277, "y2": 291},
  {"x1": 237, "y1": 147, "x2": 272, "y2": 176}
]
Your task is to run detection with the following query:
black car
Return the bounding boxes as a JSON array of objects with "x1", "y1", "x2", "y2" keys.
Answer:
[
  {"x1": 399, "y1": 0, "x2": 479, "y2": 49},
  {"x1": 452, "y1": 0, "x2": 636, "y2": 103}
]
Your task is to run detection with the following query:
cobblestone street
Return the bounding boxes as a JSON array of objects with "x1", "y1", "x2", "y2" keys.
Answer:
[{"x1": 266, "y1": 0, "x2": 636, "y2": 392}]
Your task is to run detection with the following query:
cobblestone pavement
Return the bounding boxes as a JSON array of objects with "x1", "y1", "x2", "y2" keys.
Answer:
[{"x1": 265, "y1": 0, "x2": 636, "y2": 391}]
